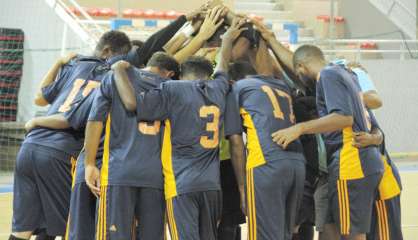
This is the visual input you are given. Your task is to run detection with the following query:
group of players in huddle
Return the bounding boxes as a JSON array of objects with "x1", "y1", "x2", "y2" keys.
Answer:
[{"x1": 8, "y1": 2, "x2": 403, "y2": 240}]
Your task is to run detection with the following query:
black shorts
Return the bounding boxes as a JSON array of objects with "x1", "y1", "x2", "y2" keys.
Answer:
[
  {"x1": 96, "y1": 185, "x2": 165, "y2": 240},
  {"x1": 329, "y1": 173, "x2": 382, "y2": 235},
  {"x1": 65, "y1": 182, "x2": 97, "y2": 240},
  {"x1": 296, "y1": 179, "x2": 316, "y2": 226},
  {"x1": 12, "y1": 143, "x2": 75, "y2": 236},
  {"x1": 246, "y1": 159, "x2": 305, "y2": 240},
  {"x1": 220, "y1": 160, "x2": 246, "y2": 225},
  {"x1": 368, "y1": 195, "x2": 403, "y2": 240},
  {"x1": 166, "y1": 190, "x2": 222, "y2": 240},
  {"x1": 314, "y1": 174, "x2": 332, "y2": 232}
]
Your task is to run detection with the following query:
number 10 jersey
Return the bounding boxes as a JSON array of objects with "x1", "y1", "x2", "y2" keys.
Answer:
[{"x1": 136, "y1": 72, "x2": 230, "y2": 199}]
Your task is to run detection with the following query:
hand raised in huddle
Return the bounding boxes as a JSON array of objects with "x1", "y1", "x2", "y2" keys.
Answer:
[
  {"x1": 251, "y1": 18, "x2": 275, "y2": 41},
  {"x1": 198, "y1": 5, "x2": 228, "y2": 41},
  {"x1": 186, "y1": 2, "x2": 210, "y2": 21},
  {"x1": 222, "y1": 17, "x2": 248, "y2": 44}
]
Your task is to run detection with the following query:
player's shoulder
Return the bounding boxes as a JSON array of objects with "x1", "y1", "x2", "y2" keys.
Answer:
[
  {"x1": 163, "y1": 79, "x2": 198, "y2": 88},
  {"x1": 233, "y1": 75, "x2": 290, "y2": 91},
  {"x1": 319, "y1": 65, "x2": 350, "y2": 85}
]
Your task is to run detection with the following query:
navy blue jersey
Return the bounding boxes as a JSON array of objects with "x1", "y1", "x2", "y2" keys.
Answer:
[
  {"x1": 316, "y1": 65, "x2": 383, "y2": 179},
  {"x1": 224, "y1": 75, "x2": 305, "y2": 169},
  {"x1": 88, "y1": 68, "x2": 168, "y2": 188},
  {"x1": 136, "y1": 72, "x2": 229, "y2": 199},
  {"x1": 62, "y1": 90, "x2": 104, "y2": 184},
  {"x1": 24, "y1": 56, "x2": 109, "y2": 156}
]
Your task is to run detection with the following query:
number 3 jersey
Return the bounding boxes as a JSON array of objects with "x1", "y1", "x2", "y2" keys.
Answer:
[
  {"x1": 135, "y1": 72, "x2": 229, "y2": 199},
  {"x1": 24, "y1": 56, "x2": 109, "y2": 157},
  {"x1": 224, "y1": 75, "x2": 305, "y2": 170},
  {"x1": 88, "y1": 68, "x2": 168, "y2": 189}
]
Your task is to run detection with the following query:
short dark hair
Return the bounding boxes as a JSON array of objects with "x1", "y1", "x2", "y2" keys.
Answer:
[
  {"x1": 293, "y1": 44, "x2": 325, "y2": 67},
  {"x1": 228, "y1": 61, "x2": 257, "y2": 81},
  {"x1": 96, "y1": 30, "x2": 132, "y2": 55},
  {"x1": 180, "y1": 56, "x2": 214, "y2": 79},
  {"x1": 147, "y1": 52, "x2": 180, "y2": 78},
  {"x1": 131, "y1": 40, "x2": 144, "y2": 49}
]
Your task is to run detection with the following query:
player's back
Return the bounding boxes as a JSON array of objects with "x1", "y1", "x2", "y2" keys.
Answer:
[
  {"x1": 93, "y1": 68, "x2": 167, "y2": 188},
  {"x1": 24, "y1": 56, "x2": 109, "y2": 156},
  {"x1": 157, "y1": 72, "x2": 229, "y2": 198},
  {"x1": 227, "y1": 76, "x2": 304, "y2": 168}
]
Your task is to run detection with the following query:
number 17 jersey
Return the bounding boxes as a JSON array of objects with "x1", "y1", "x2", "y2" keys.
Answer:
[
  {"x1": 224, "y1": 75, "x2": 305, "y2": 170},
  {"x1": 136, "y1": 72, "x2": 229, "y2": 199}
]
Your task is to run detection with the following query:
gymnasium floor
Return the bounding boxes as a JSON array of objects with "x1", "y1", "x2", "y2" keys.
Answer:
[{"x1": 0, "y1": 159, "x2": 417, "y2": 240}]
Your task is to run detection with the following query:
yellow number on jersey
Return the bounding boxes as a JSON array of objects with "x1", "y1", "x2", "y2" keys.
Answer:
[
  {"x1": 58, "y1": 79, "x2": 100, "y2": 113},
  {"x1": 261, "y1": 85, "x2": 295, "y2": 123},
  {"x1": 138, "y1": 121, "x2": 161, "y2": 135},
  {"x1": 200, "y1": 105, "x2": 220, "y2": 149}
]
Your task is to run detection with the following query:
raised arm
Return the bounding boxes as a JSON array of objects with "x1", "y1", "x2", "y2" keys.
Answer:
[
  {"x1": 164, "y1": 19, "x2": 204, "y2": 55},
  {"x1": 252, "y1": 19, "x2": 295, "y2": 73},
  {"x1": 215, "y1": 17, "x2": 247, "y2": 73},
  {"x1": 174, "y1": 6, "x2": 227, "y2": 63},
  {"x1": 34, "y1": 53, "x2": 77, "y2": 106}
]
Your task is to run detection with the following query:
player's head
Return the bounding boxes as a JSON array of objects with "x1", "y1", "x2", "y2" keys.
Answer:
[
  {"x1": 180, "y1": 56, "x2": 214, "y2": 80},
  {"x1": 228, "y1": 61, "x2": 257, "y2": 82},
  {"x1": 95, "y1": 30, "x2": 132, "y2": 59},
  {"x1": 146, "y1": 52, "x2": 180, "y2": 79},
  {"x1": 293, "y1": 44, "x2": 326, "y2": 90},
  {"x1": 232, "y1": 37, "x2": 251, "y2": 61}
]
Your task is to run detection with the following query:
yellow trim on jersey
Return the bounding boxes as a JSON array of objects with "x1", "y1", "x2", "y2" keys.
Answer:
[
  {"x1": 64, "y1": 214, "x2": 71, "y2": 240},
  {"x1": 71, "y1": 157, "x2": 77, "y2": 189},
  {"x1": 376, "y1": 200, "x2": 390, "y2": 240},
  {"x1": 247, "y1": 169, "x2": 257, "y2": 240},
  {"x1": 337, "y1": 180, "x2": 351, "y2": 235},
  {"x1": 166, "y1": 199, "x2": 179, "y2": 240},
  {"x1": 161, "y1": 120, "x2": 177, "y2": 199},
  {"x1": 97, "y1": 186, "x2": 108, "y2": 240},
  {"x1": 240, "y1": 109, "x2": 266, "y2": 170},
  {"x1": 378, "y1": 155, "x2": 401, "y2": 200},
  {"x1": 339, "y1": 127, "x2": 365, "y2": 180},
  {"x1": 101, "y1": 115, "x2": 111, "y2": 186}
]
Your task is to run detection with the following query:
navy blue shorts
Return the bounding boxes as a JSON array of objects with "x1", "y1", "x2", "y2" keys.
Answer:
[
  {"x1": 246, "y1": 159, "x2": 305, "y2": 240},
  {"x1": 96, "y1": 185, "x2": 165, "y2": 240},
  {"x1": 166, "y1": 190, "x2": 222, "y2": 240},
  {"x1": 12, "y1": 143, "x2": 75, "y2": 236},
  {"x1": 368, "y1": 195, "x2": 403, "y2": 240},
  {"x1": 65, "y1": 182, "x2": 97, "y2": 240},
  {"x1": 328, "y1": 172, "x2": 382, "y2": 235}
]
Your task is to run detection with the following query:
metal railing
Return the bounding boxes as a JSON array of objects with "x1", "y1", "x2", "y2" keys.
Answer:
[
  {"x1": 44, "y1": 0, "x2": 106, "y2": 51},
  {"x1": 297, "y1": 39, "x2": 418, "y2": 60},
  {"x1": 369, "y1": 0, "x2": 416, "y2": 39}
]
